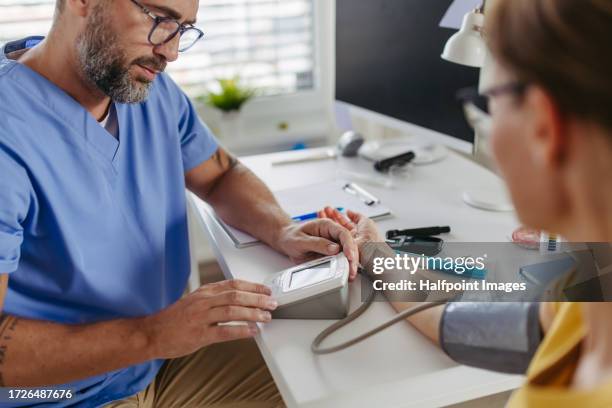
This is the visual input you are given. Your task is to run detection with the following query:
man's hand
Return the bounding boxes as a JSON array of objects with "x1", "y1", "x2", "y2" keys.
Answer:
[
  {"x1": 275, "y1": 218, "x2": 360, "y2": 281},
  {"x1": 316, "y1": 207, "x2": 385, "y2": 250},
  {"x1": 145, "y1": 280, "x2": 278, "y2": 360},
  {"x1": 186, "y1": 148, "x2": 360, "y2": 278}
]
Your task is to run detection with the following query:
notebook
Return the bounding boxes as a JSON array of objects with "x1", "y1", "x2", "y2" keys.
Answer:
[{"x1": 206, "y1": 180, "x2": 392, "y2": 248}]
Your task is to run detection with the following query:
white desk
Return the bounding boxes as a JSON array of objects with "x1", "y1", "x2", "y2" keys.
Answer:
[{"x1": 191, "y1": 145, "x2": 524, "y2": 408}]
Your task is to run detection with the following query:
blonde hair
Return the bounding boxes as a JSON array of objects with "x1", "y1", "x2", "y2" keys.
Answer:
[{"x1": 486, "y1": 0, "x2": 612, "y2": 130}]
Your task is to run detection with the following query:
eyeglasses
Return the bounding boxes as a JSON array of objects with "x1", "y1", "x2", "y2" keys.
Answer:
[
  {"x1": 457, "y1": 82, "x2": 529, "y2": 115},
  {"x1": 129, "y1": 0, "x2": 204, "y2": 52},
  {"x1": 456, "y1": 82, "x2": 529, "y2": 139}
]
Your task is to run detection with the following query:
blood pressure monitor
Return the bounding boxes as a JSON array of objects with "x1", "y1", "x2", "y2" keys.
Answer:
[{"x1": 266, "y1": 254, "x2": 350, "y2": 319}]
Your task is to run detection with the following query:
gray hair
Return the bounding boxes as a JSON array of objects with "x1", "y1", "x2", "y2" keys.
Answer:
[{"x1": 75, "y1": 2, "x2": 153, "y2": 103}]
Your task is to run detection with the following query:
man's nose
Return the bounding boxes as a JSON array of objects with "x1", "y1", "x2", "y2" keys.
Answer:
[{"x1": 154, "y1": 34, "x2": 180, "y2": 63}]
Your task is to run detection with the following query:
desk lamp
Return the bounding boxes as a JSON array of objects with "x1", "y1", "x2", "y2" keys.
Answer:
[
  {"x1": 441, "y1": 0, "x2": 513, "y2": 212},
  {"x1": 441, "y1": 1, "x2": 487, "y2": 68}
]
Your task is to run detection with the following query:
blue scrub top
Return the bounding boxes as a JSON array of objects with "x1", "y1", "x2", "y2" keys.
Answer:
[{"x1": 0, "y1": 37, "x2": 218, "y2": 407}]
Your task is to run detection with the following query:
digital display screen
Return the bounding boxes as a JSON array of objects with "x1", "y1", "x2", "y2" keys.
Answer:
[{"x1": 288, "y1": 262, "x2": 334, "y2": 290}]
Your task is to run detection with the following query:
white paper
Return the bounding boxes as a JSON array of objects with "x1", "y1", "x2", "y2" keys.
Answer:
[
  {"x1": 273, "y1": 180, "x2": 391, "y2": 220},
  {"x1": 439, "y1": 0, "x2": 482, "y2": 29},
  {"x1": 210, "y1": 180, "x2": 392, "y2": 248}
]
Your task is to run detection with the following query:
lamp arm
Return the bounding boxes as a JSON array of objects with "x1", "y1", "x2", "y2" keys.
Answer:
[{"x1": 478, "y1": 0, "x2": 486, "y2": 13}]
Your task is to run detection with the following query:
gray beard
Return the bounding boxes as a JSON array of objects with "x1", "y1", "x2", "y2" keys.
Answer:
[{"x1": 76, "y1": 6, "x2": 152, "y2": 104}]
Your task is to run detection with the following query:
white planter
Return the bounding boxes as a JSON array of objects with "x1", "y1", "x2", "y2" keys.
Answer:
[{"x1": 218, "y1": 111, "x2": 244, "y2": 139}]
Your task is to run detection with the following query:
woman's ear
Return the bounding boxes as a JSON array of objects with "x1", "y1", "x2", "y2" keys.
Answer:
[{"x1": 524, "y1": 86, "x2": 569, "y2": 169}]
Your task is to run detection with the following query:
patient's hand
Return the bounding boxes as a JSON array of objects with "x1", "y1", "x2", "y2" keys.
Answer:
[{"x1": 316, "y1": 207, "x2": 385, "y2": 251}]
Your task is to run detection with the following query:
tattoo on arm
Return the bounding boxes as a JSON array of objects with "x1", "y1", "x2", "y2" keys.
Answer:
[
  {"x1": 201, "y1": 148, "x2": 241, "y2": 198},
  {"x1": 212, "y1": 149, "x2": 239, "y2": 172},
  {"x1": 0, "y1": 314, "x2": 19, "y2": 386}
]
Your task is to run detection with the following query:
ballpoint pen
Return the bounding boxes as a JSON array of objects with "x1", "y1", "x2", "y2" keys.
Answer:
[{"x1": 292, "y1": 207, "x2": 344, "y2": 222}]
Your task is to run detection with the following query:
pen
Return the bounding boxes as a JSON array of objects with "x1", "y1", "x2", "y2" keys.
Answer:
[
  {"x1": 386, "y1": 226, "x2": 451, "y2": 239},
  {"x1": 272, "y1": 150, "x2": 337, "y2": 166},
  {"x1": 342, "y1": 183, "x2": 380, "y2": 206},
  {"x1": 292, "y1": 207, "x2": 344, "y2": 222}
]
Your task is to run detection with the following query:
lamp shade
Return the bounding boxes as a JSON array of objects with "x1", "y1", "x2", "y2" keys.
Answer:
[{"x1": 441, "y1": 10, "x2": 486, "y2": 68}]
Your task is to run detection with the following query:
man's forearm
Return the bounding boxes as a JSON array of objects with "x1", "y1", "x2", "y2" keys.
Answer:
[
  {"x1": 0, "y1": 274, "x2": 7, "y2": 312},
  {"x1": 0, "y1": 313, "x2": 153, "y2": 387},
  {"x1": 204, "y1": 163, "x2": 291, "y2": 250}
]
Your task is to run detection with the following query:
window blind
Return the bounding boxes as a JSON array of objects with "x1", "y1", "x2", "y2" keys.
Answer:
[{"x1": 0, "y1": 0, "x2": 316, "y2": 97}]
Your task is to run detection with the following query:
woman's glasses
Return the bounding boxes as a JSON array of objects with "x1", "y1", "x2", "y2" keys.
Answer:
[
  {"x1": 457, "y1": 82, "x2": 529, "y2": 115},
  {"x1": 457, "y1": 82, "x2": 529, "y2": 137}
]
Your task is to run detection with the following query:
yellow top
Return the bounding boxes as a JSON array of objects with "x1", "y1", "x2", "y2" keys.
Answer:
[{"x1": 508, "y1": 303, "x2": 612, "y2": 407}]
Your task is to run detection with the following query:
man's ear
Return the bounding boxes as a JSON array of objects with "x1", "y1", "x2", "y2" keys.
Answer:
[
  {"x1": 64, "y1": 0, "x2": 94, "y2": 17},
  {"x1": 524, "y1": 86, "x2": 568, "y2": 168}
]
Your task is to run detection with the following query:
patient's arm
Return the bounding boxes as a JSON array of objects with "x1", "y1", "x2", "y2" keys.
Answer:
[
  {"x1": 320, "y1": 208, "x2": 548, "y2": 374},
  {"x1": 361, "y1": 243, "x2": 544, "y2": 374},
  {"x1": 358, "y1": 242, "x2": 447, "y2": 344},
  {"x1": 391, "y1": 298, "x2": 555, "y2": 347},
  {"x1": 389, "y1": 302, "x2": 445, "y2": 344}
]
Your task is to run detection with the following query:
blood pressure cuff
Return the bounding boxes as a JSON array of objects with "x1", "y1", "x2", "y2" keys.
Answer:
[{"x1": 440, "y1": 302, "x2": 542, "y2": 374}]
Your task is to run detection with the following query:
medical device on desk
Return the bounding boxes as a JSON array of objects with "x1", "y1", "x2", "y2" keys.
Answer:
[
  {"x1": 266, "y1": 253, "x2": 451, "y2": 355},
  {"x1": 265, "y1": 254, "x2": 351, "y2": 319}
]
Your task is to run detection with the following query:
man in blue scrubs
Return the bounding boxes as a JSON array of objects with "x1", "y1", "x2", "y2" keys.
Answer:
[{"x1": 0, "y1": 0, "x2": 359, "y2": 406}]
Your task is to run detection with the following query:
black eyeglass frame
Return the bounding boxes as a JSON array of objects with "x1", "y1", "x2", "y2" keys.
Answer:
[
  {"x1": 128, "y1": 0, "x2": 204, "y2": 52},
  {"x1": 482, "y1": 82, "x2": 528, "y2": 99},
  {"x1": 457, "y1": 82, "x2": 529, "y2": 114}
]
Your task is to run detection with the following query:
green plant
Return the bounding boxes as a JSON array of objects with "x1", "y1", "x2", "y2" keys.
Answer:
[{"x1": 200, "y1": 77, "x2": 256, "y2": 113}]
